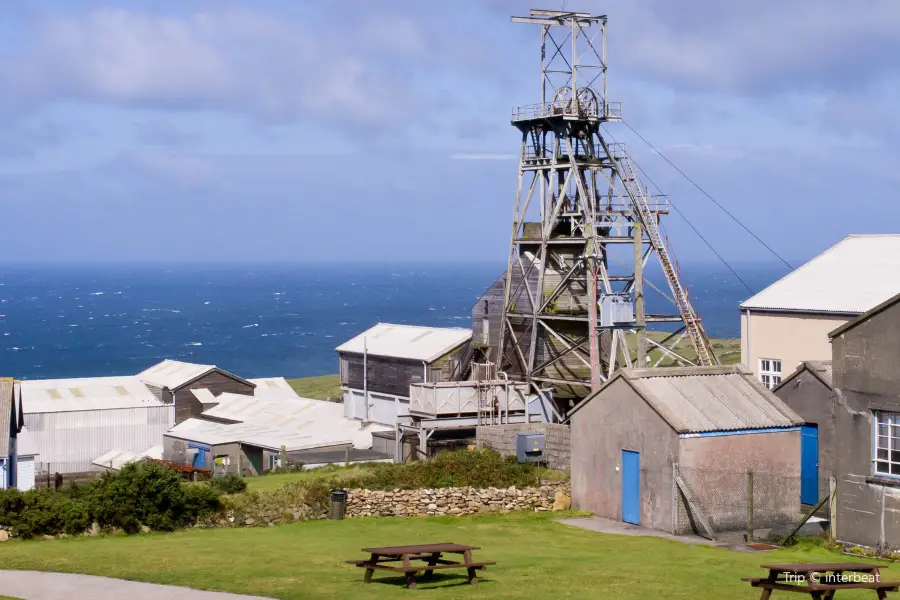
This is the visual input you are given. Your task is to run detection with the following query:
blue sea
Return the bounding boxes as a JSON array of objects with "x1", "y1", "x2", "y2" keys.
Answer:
[{"x1": 0, "y1": 262, "x2": 788, "y2": 380}]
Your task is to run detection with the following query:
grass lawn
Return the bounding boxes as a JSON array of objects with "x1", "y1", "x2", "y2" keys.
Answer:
[
  {"x1": 244, "y1": 465, "x2": 372, "y2": 492},
  {"x1": 0, "y1": 512, "x2": 889, "y2": 599},
  {"x1": 286, "y1": 374, "x2": 341, "y2": 401}
]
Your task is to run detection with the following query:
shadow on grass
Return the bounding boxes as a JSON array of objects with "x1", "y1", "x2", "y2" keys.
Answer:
[{"x1": 367, "y1": 572, "x2": 496, "y2": 590}]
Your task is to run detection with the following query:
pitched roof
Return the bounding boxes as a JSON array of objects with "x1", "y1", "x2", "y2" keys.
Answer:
[
  {"x1": 20, "y1": 376, "x2": 164, "y2": 413},
  {"x1": 740, "y1": 235, "x2": 900, "y2": 314},
  {"x1": 248, "y1": 377, "x2": 301, "y2": 400},
  {"x1": 0, "y1": 379, "x2": 14, "y2": 458},
  {"x1": 138, "y1": 359, "x2": 253, "y2": 390},
  {"x1": 571, "y1": 365, "x2": 803, "y2": 434},
  {"x1": 774, "y1": 360, "x2": 834, "y2": 392},
  {"x1": 828, "y1": 290, "x2": 900, "y2": 339},
  {"x1": 165, "y1": 418, "x2": 354, "y2": 453},
  {"x1": 335, "y1": 323, "x2": 472, "y2": 362}
]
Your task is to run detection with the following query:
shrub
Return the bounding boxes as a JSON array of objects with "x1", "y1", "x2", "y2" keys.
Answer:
[
  {"x1": 209, "y1": 474, "x2": 247, "y2": 494},
  {"x1": 340, "y1": 448, "x2": 543, "y2": 490},
  {"x1": 0, "y1": 488, "x2": 91, "y2": 539},
  {"x1": 183, "y1": 483, "x2": 222, "y2": 519}
]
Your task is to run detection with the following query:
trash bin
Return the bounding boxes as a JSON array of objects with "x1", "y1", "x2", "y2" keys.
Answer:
[{"x1": 329, "y1": 488, "x2": 348, "y2": 520}]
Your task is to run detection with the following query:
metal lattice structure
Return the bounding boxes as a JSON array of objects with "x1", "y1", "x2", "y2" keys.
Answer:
[{"x1": 498, "y1": 9, "x2": 717, "y2": 410}]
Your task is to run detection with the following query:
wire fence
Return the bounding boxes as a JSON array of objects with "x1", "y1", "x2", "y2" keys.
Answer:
[{"x1": 675, "y1": 465, "x2": 829, "y2": 542}]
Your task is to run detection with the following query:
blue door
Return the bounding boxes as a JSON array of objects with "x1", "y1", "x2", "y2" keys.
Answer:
[
  {"x1": 621, "y1": 450, "x2": 640, "y2": 525},
  {"x1": 801, "y1": 424, "x2": 819, "y2": 505},
  {"x1": 192, "y1": 448, "x2": 207, "y2": 469}
]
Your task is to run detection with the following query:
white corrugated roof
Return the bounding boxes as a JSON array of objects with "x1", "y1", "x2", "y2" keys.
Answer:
[
  {"x1": 21, "y1": 376, "x2": 165, "y2": 413},
  {"x1": 572, "y1": 366, "x2": 803, "y2": 433},
  {"x1": 740, "y1": 235, "x2": 900, "y2": 314},
  {"x1": 335, "y1": 323, "x2": 471, "y2": 362},
  {"x1": 165, "y1": 418, "x2": 352, "y2": 452},
  {"x1": 248, "y1": 377, "x2": 301, "y2": 399},
  {"x1": 92, "y1": 444, "x2": 162, "y2": 470},
  {"x1": 200, "y1": 392, "x2": 389, "y2": 449},
  {"x1": 138, "y1": 360, "x2": 216, "y2": 389}
]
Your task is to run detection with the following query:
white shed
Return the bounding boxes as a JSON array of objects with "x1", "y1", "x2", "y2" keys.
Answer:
[{"x1": 15, "y1": 427, "x2": 38, "y2": 491}]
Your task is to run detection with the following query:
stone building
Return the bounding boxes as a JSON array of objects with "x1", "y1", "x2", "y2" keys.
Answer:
[
  {"x1": 827, "y1": 291, "x2": 900, "y2": 550},
  {"x1": 569, "y1": 365, "x2": 803, "y2": 536}
]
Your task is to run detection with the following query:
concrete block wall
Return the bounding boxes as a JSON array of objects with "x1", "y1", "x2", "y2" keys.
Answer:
[{"x1": 476, "y1": 423, "x2": 571, "y2": 472}]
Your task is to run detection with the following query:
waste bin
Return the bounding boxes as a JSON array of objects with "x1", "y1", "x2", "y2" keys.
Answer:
[{"x1": 329, "y1": 488, "x2": 348, "y2": 520}]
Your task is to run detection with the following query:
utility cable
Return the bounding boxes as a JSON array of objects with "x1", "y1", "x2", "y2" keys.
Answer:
[
  {"x1": 600, "y1": 125, "x2": 757, "y2": 295},
  {"x1": 620, "y1": 119, "x2": 793, "y2": 270}
]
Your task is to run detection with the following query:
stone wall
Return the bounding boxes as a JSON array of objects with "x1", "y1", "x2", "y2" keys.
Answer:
[
  {"x1": 476, "y1": 423, "x2": 571, "y2": 472},
  {"x1": 347, "y1": 482, "x2": 571, "y2": 517},
  {"x1": 211, "y1": 482, "x2": 571, "y2": 527}
]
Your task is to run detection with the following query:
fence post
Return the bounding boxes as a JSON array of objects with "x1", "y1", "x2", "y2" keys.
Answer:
[
  {"x1": 829, "y1": 475, "x2": 837, "y2": 542},
  {"x1": 747, "y1": 471, "x2": 754, "y2": 542}
]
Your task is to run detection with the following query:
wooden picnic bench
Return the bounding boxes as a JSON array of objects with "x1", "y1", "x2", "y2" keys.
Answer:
[
  {"x1": 346, "y1": 542, "x2": 496, "y2": 589},
  {"x1": 743, "y1": 562, "x2": 900, "y2": 599}
]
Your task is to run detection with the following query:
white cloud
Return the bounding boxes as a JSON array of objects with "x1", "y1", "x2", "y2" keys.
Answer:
[{"x1": 0, "y1": 8, "x2": 418, "y2": 123}]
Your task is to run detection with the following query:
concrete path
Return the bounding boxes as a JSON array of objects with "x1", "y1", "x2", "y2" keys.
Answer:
[
  {"x1": 559, "y1": 516, "x2": 715, "y2": 546},
  {"x1": 0, "y1": 571, "x2": 275, "y2": 600}
]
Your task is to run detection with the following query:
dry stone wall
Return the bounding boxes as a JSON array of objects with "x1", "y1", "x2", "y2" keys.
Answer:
[{"x1": 476, "y1": 423, "x2": 571, "y2": 472}]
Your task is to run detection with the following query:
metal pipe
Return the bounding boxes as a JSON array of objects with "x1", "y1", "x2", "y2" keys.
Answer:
[{"x1": 363, "y1": 337, "x2": 369, "y2": 422}]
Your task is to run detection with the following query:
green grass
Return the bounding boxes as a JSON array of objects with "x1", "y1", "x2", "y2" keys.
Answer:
[
  {"x1": 0, "y1": 512, "x2": 890, "y2": 599},
  {"x1": 244, "y1": 465, "x2": 371, "y2": 492},
  {"x1": 287, "y1": 374, "x2": 342, "y2": 401}
]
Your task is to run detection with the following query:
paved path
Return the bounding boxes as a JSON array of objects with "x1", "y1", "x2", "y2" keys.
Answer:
[
  {"x1": 0, "y1": 571, "x2": 275, "y2": 600},
  {"x1": 559, "y1": 516, "x2": 715, "y2": 546}
]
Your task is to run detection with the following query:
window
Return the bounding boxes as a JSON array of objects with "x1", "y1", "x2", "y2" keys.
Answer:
[
  {"x1": 759, "y1": 358, "x2": 782, "y2": 389},
  {"x1": 875, "y1": 411, "x2": 900, "y2": 477}
]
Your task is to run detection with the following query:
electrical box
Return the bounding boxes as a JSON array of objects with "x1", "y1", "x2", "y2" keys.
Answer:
[
  {"x1": 600, "y1": 293, "x2": 636, "y2": 328},
  {"x1": 516, "y1": 433, "x2": 545, "y2": 463}
]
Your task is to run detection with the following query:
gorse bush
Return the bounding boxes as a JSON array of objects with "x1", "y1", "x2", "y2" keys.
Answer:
[
  {"x1": 339, "y1": 448, "x2": 543, "y2": 490},
  {"x1": 0, "y1": 461, "x2": 222, "y2": 538},
  {"x1": 209, "y1": 474, "x2": 248, "y2": 494}
]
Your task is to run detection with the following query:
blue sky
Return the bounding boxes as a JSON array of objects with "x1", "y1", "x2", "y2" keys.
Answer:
[{"x1": 1, "y1": 0, "x2": 899, "y2": 265}]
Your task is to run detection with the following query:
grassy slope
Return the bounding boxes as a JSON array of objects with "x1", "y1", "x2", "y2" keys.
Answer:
[
  {"x1": 0, "y1": 513, "x2": 888, "y2": 600},
  {"x1": 244, "y1": 465, "x2": 372, "y2": 492},
  {"x1": 286, "y1": 374, "x2": 341, "y2": 400}
]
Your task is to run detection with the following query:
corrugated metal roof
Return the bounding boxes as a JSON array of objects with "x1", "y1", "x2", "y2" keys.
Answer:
[
  {"x1": 625, "y1": 366, "x2": 803, "y2": 433},
  {"x1": 138, "y1": 359, "x2": 216, "y2": 389},
  {"x1": 335, "y1": 323, "x2": 471, "y2": 362},
  {"x1": 0, "y1": 378, "x2": 13, "y2": 459},
  {"x1": 92, "y1": 444, "x2": 162, "y2": 470},
  {"x1": 21, "y1": 376, "x2": 165, "y2": 413},
  {"x1": 740, "y1": 235, "x2": 900, "y2": 314},
  {"x1": 166, "y1": 418, "x2": 352, "y2": 452},
  {"x1": 248, "y1": 377, "x2": 301, "y2": 399},
  {"x1": 200, "y1": 393, "x2": 389, "y2": 449}
]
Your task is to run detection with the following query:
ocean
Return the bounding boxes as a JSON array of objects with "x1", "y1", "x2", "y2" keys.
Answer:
[{"x1": 0, "y1": 262, "x2": 788, "y2": 380}]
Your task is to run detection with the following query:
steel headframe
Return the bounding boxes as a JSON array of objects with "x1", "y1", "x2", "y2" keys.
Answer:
[{"x1": 499, "y1": 9, "x2": 717, "y2": 413}]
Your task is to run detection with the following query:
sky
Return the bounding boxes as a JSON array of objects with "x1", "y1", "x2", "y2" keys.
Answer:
[{"x1": 1, "y1": 0, "x2": 899, "y2": 266}]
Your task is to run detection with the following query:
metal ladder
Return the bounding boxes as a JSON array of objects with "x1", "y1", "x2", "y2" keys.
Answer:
[{"x1": 617, "y1": 154, "x2": 717, "y2": 366}]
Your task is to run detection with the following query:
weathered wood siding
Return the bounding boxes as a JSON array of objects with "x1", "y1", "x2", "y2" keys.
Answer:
[
  {"x1": 173, "y1": 371, "x2": 255, "y2": 424},
  {"x1": 340, "y1": 354, "x2": 425, "y2": 397}
]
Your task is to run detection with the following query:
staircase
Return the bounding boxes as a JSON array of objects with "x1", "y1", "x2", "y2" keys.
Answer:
[{"x1": 616, "y1": 154, "x2": 717, "y2": 367}]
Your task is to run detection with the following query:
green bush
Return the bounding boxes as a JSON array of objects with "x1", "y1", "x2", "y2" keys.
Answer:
[
  {"x1": 209, "y1": 474, "x2": 247, "y2": 494},
  {"x1": 0, "y1": 461, "x2": 222, "y2": 538},
  {"x1": 339, "y1": 448, "x2": 543, "y2": 490}
]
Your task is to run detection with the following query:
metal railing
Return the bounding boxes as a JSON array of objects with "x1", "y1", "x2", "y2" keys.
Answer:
[
  {"x1": 512, "y1": 100, "x2": 622, "y2": 122},
  {"x1": 524, "y1": 141, "x2": 626, "y2": 161}
]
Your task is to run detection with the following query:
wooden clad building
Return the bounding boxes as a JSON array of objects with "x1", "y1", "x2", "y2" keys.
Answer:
[
  {"x1": 138, "y1": 360, "x2": 256, "y2": 424},
  {"x1": 336, "y1": 324, "x2": 472, "y2": 426}
]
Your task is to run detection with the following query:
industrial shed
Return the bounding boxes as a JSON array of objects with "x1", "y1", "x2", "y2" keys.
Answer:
[
  {"x1": 20, "y1": 375, "x2": 171, "y2": 474},
  {"x1": 336, "y1": 323, "x2": 472, "y2": 425},
  {"x1": 164, "y1": 419, "x2": 355, "y2": 476},
  {"x1": 741, "y1": 234, "x2": 900, "y2": 387},
  {"x1": 570, "y1": 365, "x2": 803, "y2": 537},
  {"x1": 827, "y1": 291, "x2": 900, "y2": 550},
  {"x1": 138, "y1": 359, "x2": 255, "y2": 424},
  {"x1": 773, "y1": 361, "x2": 834, "y2": 506}
]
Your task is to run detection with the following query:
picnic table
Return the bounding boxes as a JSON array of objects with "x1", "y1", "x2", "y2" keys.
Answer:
[
  {"x1": 346, "y1": 542, "x2": 495, "y2": 589},
  {"x1": 743, "y1": 562, "x2": 900, "y2": 599}
]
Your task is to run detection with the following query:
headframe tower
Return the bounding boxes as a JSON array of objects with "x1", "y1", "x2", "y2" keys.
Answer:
[{"x1": 497, "y1": 9, "x2": 717, "y2": 414}]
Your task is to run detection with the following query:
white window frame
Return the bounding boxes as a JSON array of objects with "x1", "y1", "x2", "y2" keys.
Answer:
[
  {"x1": 759, "y1": 358, "x2": 782, "y2": 390},
  {"x1": 874, "y1": 411, "x2": 900, "y2": 478}
]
